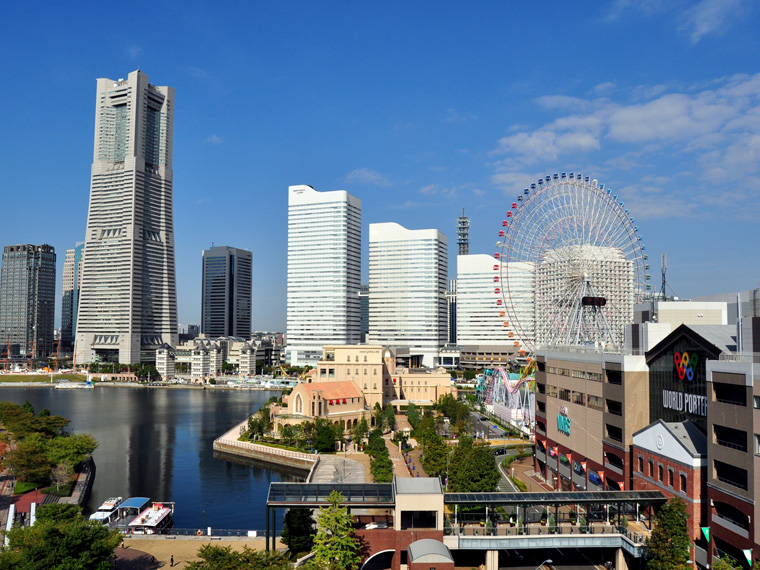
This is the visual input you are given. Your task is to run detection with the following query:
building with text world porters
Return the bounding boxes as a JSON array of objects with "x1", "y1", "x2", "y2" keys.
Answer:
[{"x1": 75, "y1": 70, "x2": 177, "y2": 365}]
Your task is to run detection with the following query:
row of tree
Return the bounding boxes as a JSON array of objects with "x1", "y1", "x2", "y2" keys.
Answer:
[
  {"x1": 366, "y1": 429, "x2": 393, "y2": 482},
  {"x1": 0, "y1": 401, "x2": 97, "y2": 490}
]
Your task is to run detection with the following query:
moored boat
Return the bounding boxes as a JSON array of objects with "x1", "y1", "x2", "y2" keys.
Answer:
[{"x1": 128, "y1": 501, "x2": 175, "y2": 534}]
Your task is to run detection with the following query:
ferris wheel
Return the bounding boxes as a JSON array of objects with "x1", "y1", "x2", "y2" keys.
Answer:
[{"x1": 495, "y1": 172, "x2": 650, "y2": 353}]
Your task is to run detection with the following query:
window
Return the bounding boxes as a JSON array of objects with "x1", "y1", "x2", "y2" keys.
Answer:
[
  {"x1": 638, "y1": 456, "x2": 644, "y2": 473},
  {"x1": 658, "y1": 465, "x2": 663, "y2": 481},
  {"x1": 648, "y1": 460, "x2": 654, "y2": 478},
  {"x1": 364, "y1": 355, "x2": 367, "y2": 362},
  {"x1": 754, "y1": 434, "x2": 760, "y2": 455},
  {"x1": 754, "y1": 396, "x2": 760, "y2": 409},
  {"x1": 668, "y1": 469, "x2": 674, "y2": 487},
  {"x1": 680, "y1": 473, "x2": 687, "y2": 492}
]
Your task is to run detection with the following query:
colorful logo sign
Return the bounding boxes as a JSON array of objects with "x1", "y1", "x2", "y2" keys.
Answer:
[
  {"x1": 557, "y1": 414, "x2": 571, "y2": 435},
  {"x1": 674, "y1": 351, "x2": 698, "y2": 381}
]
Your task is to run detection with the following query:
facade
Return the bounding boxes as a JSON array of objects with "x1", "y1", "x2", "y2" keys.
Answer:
[
  {"x1": 286, "y1": 185, "x2": 361, "y2": 366},
  {"x1": 75, "y1": 69, "x2": 178, "y2": 365},
  {"x1": 201, "y1": 245, "x2": 252, "y2": 338},
  {"x1": 632, "y1": 420, "x2": 707, "y2": 567},
  {"x1": 534, "y1": 348, "x2": 649, "y2": 493},
  {"x1": 447, "y1": 279, "x2": 456, "y2": 344},
  {"x1": 457, "y1": 255, "x2": 516, "y2": 347},
  {"x1": 368, "y1": 223, "x2": 447, "y2": 368},
  {"x1": 60, "y1": 242, "x2": 84, "y2": 353},
  {"x1": 272, "y1": 344, "x2": 456, "y2": 432},
  {"x1": 0, "y1": 244, "x2": 57, "y2": 358},
  {"x1": 535, "y1": 317, "x2": 760, "y2": 569}
]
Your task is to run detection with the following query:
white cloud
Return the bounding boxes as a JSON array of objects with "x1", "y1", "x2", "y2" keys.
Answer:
[
  {"x1": 488, "y1": 73, "x2": 760, "y2": 219},
  {"x1": 343, "y1": 168, "x2": 391, "y2": 187},
  {"x1": 205, "y1": 135, "x2": 222, "y2": 144},
  {"x1": 681, "y1": 0, "x2": 746, "y2": 42},
  {"x1": 127, "y1": 45, "x2": 142, "y2": 59},
  {"x1": 419, "y1": 184, "x2": 458, "y2": 199}
]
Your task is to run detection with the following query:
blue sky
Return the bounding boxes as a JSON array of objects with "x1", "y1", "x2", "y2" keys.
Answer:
[{"x1": 2, "y1": 1, "x2": 759, "y2": 331}]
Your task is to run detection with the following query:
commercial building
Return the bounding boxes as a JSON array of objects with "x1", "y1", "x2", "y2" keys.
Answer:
[
  {"x1": 535, "y1": 299, "x2": 760, "y2": 569},
  {"x1": 201, "y1": 245, "x2": 252, "y2": 338},
  {"x1": 60, "y1": 242, "x2": 84, "y2": 353},
  {"x1": 273, "y1": 344, "x2": 456, "y2": 433},
  {"x1": 0, "y1": 244, "x2": 57, "y2": 358},
  {"x1": 368, "y1": 223, "x2": 447, "y2": 368},
  {"x1": 286, "y1": 185, "x2": 361, "y2": 366},
  {"x1": 75, "y1": 69, "x2": 177, "y2": 364}
]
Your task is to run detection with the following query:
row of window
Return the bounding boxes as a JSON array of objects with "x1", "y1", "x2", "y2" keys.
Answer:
[
  {"x1": 637, "y1": 456, "x2": 688, "y2": 493},
  {"x1": 545, "y1": 386, "x2": 603, "y2": 411},
  {"x1": 545, "y1": 366, "x2": 603, "y2": 382}
]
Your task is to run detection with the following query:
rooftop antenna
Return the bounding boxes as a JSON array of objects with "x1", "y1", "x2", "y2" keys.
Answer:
[
  {"x1": 660, "y1": 253, "x2": 667, "y2": 301},
  {"x1": 456, "y1": 208, "x2": 470, "y2": 256}
]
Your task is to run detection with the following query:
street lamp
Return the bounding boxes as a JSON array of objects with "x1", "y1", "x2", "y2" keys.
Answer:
[{"x1": 535, "y1": 559, "x2": 553, "y2": 570}]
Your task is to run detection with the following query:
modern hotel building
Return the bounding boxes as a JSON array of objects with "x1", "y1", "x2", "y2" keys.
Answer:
[
  {"x1": 286, "y1": 185, "x2": 361, "y2": 366},
  {"x1": 368, "y1": 223, "x2": 447, "y2": 368}
]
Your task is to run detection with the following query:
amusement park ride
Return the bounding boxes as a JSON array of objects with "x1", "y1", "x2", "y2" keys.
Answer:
[{"x1": 486, "y1": 172, "x2": 650, "y2": 438}]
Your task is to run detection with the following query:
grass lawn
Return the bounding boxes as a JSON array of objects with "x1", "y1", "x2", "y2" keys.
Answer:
[
  {"x1": 0, "y1": 374, "x2": 88, "y2": 383},
  {"x1": 14, "y1": 481, "x2": 41, "y2": 495}
]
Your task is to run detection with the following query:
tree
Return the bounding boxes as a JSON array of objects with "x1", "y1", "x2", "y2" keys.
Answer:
[
  {"x1": 351, "y1": 417, "x2": 369, "y2": 445},
  {"x1": 647, "y1": 497, "x2": 691, "y2": 570},
  {"x1": 314, "y1": 420, "x2": 337, "y2": 452},
  {"x1": 50, "y1": 462, "x2": 73, "y2": 491},
  {"x1": 280, "y1": 423, "x2": 296, "y2": 445},
  {"x1": 383, "y1": 404, "x2": 395, "y2": 431},
  {"x1": 372, "y1": 403, "x2": 384, "y2": 431},
  {"x1": 4, "y1": 434, "x2": 51, "y2": 485},
  {"x1": 35, "y1": 503, "x2": 83, "y2": 522},
  {"x1": 446, "y1": 437, "x2": 500, "y2": 492},
  {"x1": 418, "y1": 426, "x2": 448, "y2": 477},
  {"x1": 711, "y1": 557, "x2": 741, "y2": 570},
  {"x1": 406, "y1": 403, "x2": 421, "y2": 431},
  {"x1": 0, "y1": 505, "x2": 121, "y2": 569},
  {"x1": 313, "y1": 491, "x2": 363, "y2": 570},
  {"x1": 45, "y1": 433, "x2": 98, "y2": 468},
  {"x1": 281, "y1": 508, "x2": 316, "y2": 555},
  {"x1": 186, "y1": 545, "x2": 290, "y2": 570}
]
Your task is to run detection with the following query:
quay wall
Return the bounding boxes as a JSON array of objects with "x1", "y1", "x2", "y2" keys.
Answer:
[{"x1": 213, "y1": 419, "x2": 318, "y2": 473}]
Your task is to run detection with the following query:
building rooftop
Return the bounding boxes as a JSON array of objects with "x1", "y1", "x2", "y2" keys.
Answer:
[
  {"x1": 394, "y1": 477, "x2": 442, "y2": 495},
  {"x1": 300, "y1": 380, "x2": 361, "y2": 400},
  {"x1": 408, "y1": 539, "x2": 454, "y2": 563}
]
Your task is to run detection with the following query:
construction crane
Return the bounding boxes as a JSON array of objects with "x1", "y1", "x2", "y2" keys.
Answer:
[
  {"x1": 53, "y1": 339, "x2": 61, "y2": 372},
  {"x1": 72, "y1": 350, "x2": 83, "y2": 375}
]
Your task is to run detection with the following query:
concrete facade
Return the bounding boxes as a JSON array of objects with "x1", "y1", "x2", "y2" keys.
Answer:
[{"x1": 76, "y1": 69, "x2": 178, "y2": 364}]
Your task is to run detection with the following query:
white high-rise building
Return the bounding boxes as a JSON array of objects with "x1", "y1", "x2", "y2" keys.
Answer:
[
  {"x1": 286, "y1": 185, "x2": 361, "y2": 366},
  {"x1": 75, "y1": 70, "x2": 177, "y2": 364},
  {"x1": 368, "y1": 223, "x2": 447, "y2": 367},
  {"x1": 456, "y1": 254, "x2": 534, "y2": 351}
]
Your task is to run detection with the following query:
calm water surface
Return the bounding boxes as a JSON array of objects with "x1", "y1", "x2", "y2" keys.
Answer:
[{"x1": 0, "y1": 386, "x2": 302, "y2": 530}]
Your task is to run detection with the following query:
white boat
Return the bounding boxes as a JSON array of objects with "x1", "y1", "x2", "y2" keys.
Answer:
[
  {"x1": 128, "y1": 501, "x2": 175, "y2": 534},
  {"x1": 88, "y1": 496, "x2": 124, "y2": 525}
]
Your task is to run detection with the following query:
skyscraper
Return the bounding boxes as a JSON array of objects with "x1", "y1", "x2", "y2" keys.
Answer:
[
  {"x1": 75, "y1": 70, "x2": 177, "y2": 364},
  {"x1": 201, "y1": 246, "x2": 252, "y2": 338},
  {"x1": 287, "y1": 185, "x2": 361, "y2": 366},
  {"x1": 368, "y1": 222, "x2": 448, "y2": 367},
  {"x1": 60, "y1": 242, "x2": 84, "y2": 353},
  {"x1": 456, "y1": 254, "x2": 534, "y2": 349},
  {"x1": 0, "y1": 244, "x2": 56, "y2": 359}
]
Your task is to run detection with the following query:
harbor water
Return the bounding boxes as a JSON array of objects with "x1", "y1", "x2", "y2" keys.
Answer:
[{"x1": 0, "y1": 385, "x2": 303, "y2": 531}]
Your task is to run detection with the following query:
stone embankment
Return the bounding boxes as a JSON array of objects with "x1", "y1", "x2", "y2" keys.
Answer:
[{"x1": 212, "y1": 419, "x2": 318, "y2": 474}]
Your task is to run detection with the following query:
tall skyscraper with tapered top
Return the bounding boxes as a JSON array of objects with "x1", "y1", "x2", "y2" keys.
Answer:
[{"x1": 75, "y1": 70, "x2": 177, "y2": 365}]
